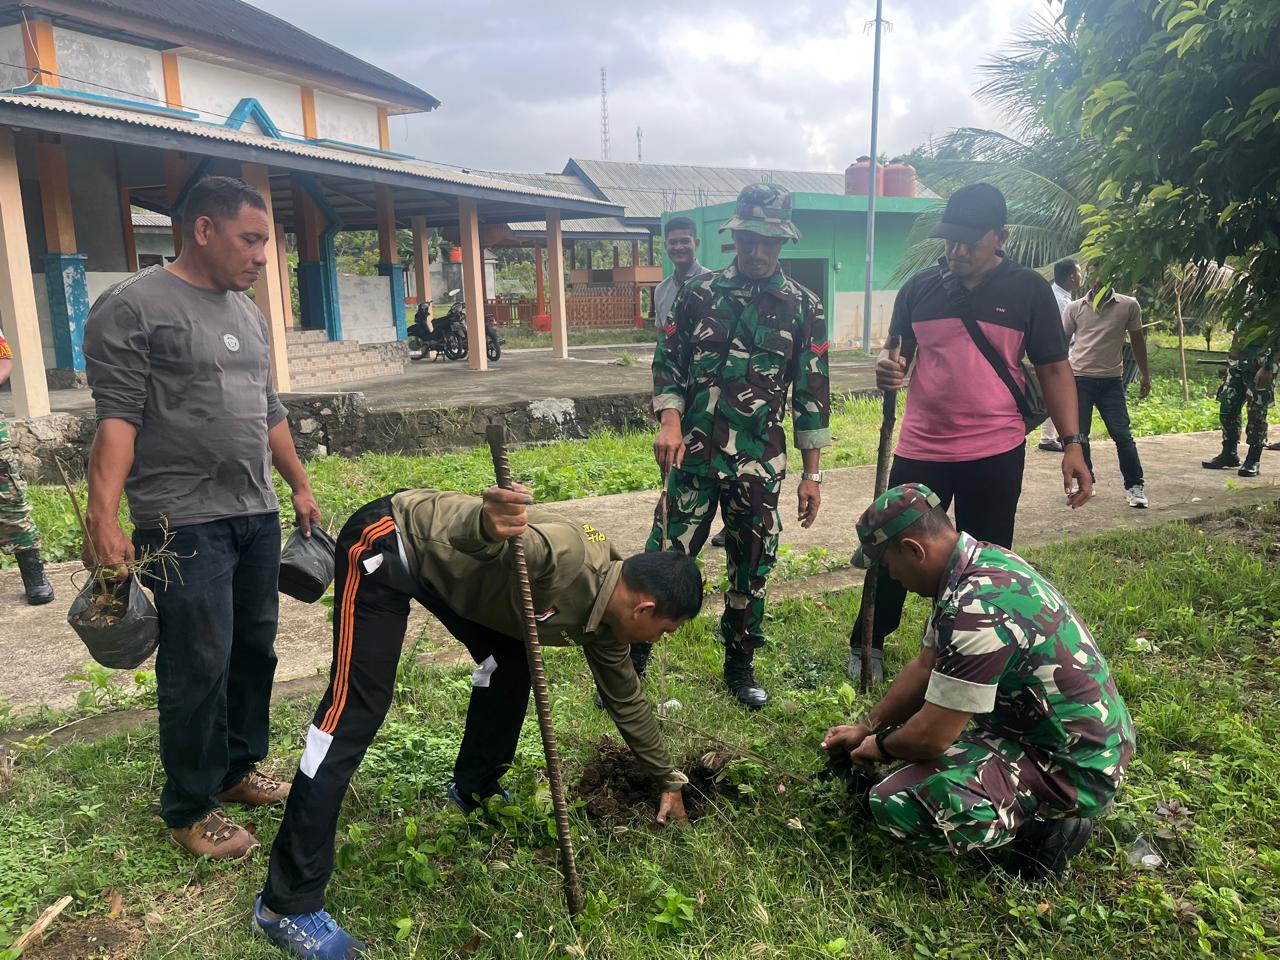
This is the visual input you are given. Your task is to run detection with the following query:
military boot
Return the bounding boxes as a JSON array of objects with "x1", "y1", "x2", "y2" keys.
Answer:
[
  {"x1": 14, "y1": 549, "x2": 53, "y2": 605},
  {"x1": 1202, "y1": 442, "x2": 1240, "y2": 469},
  {"x1": 1004, "y1": 817, "x2": 1094, "y2": 881},
  {"x1": 1238, "y1": 445, "x2": 1263, "y2": 478},
  {"x1": 723, "y1": 648, "x2": 768, "y2": 709}
]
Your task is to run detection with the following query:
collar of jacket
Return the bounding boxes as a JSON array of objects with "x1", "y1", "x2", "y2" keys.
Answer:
[
  {"x1": 712, "y1": 260, "x2": 790, "y2": 298},
  {"x1": 935, "y1": 531, "x2": 980, "y2": 608},
  {"x1": 585, "y1": 560, "x2": 624, "y2": 635}
]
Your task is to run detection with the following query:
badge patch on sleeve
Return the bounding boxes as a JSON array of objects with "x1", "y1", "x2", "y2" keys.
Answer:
[{"x1": 535, "y1": 607, "x2": 558, "y2": 622}]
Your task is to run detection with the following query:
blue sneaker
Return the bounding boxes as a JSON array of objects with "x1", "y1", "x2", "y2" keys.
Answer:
[
  {"x1": 445, "y1": 781, "x2": 511, "y2": 814},
  {"x1": 253, "y1": 895, "x2": 366, "y2": 959}
]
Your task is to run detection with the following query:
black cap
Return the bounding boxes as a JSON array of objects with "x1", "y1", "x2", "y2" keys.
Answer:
[{"x1": 929, "y1": 183, "x2": 1007, "y2": 245}]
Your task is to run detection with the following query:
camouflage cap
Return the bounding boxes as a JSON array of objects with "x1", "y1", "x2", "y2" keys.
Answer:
[
  {"x1": 853, "y1": 483, "x2": 943, "y2": 568},
  {"x1": 719, "y1": 183, "x2": 802, "y2": 242}
]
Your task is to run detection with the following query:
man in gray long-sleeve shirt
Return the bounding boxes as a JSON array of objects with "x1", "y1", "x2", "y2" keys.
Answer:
[
  {"x1": 652, "y1": 216, "x2": 707, "y2": 330},
  {"x1": 83, "y1": 176, "x2": 320, "y2": 862}
]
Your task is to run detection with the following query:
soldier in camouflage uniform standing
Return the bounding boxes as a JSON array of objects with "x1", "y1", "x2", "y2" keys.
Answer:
[
  {"x1": 1201, "y1": 327, "x2": 1276, "y2": 477},
  {"x1": 0, "y1": 330, "x2": 54, "y2": 604},
  {"x1": 822, "y1": 484, "x2": 1134, "y2": 879},
  {"x1": 645, "y1": 184, "x2": 830, "y2": 709}
]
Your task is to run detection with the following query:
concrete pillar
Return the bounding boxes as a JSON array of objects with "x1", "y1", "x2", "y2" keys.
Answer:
[
  {"x1": 240, "y1": 163, "x2": 291, "y2": 392},
  {"x1": 545, "y1": 208, "x2": 568, "y2": 359},
  {"x1": 457, "y1": 197, "x2": 487, "y2": 371},
  {"x1": 0, "y1": 130, "x2": 50, "y2": 417},
  {"x1": 163, "y1": 151, "x2": 191, "y2": 255},
  {"x1": 275, "y1": 222, "x2": 294, "y2": 328},
  {"x1": 534, "y1": 244, "x2": 546, "y2": 316},
  {"x1": 118, "y1": 187, "x2": 138, "y2": 272},
  {"x1": 291, "y1": 177, "x2": 325, "y2": 333},
  {"x1": 37, "y1": 136, "x2": 89, "y2": 372},
  {"x1": 376, "y1": 184, "x2": 406, "y2": 339},
  {"x1": 410, "y1": 215, "x2": 432, "y2": 305}
]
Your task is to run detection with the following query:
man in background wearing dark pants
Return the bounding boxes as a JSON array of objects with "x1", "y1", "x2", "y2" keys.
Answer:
[
  {"x1": 84, "y1": 177, "x2": 320, "y2": 860},
  {"x1": 848, "y1": 183, "x2": 1092, "y2": 684},
  {"x1": 1062, "y1": 275, "x2": 1151, "y2": 506},
  {"x1": 1038, "y1": 258, "x2": 1081, "y2": 452}
]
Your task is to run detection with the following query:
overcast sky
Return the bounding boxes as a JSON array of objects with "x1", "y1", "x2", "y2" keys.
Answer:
[{"x1": 253, "y1": 0, "x2": 1054, "y2": 175}]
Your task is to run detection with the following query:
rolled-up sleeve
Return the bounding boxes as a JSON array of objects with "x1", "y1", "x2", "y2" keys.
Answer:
[
  {"x1": 925, "y1": 596, "x2": 1015, "y2": 715},
  {"x1": 584, "y1": 637, "x2": 687, "y2": 792},
  {"x1": 791, "y1": 292, "x2": 831, "y2": 450},
  {"x1": 84, "y1": 295, "x2": 149, "y2": 428}
]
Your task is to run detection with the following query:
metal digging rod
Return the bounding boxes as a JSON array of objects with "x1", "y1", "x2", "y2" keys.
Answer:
[
  {"x1": 860, "y1": 335, "x2": 902, "y2": 694},
  {"x1": 485, "y1": 423, "x2": 585, "y2": 917}
]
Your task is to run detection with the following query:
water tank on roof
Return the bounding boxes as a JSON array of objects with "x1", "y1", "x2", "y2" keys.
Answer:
[
  {"x1": 883, "y1": 162, "x2": 917, "y2": 198},
  {"x1": 844, "y1": 156, "x2": 884, "y2": 196}
]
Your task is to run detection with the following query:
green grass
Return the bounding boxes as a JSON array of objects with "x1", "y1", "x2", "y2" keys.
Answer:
[
  {"x1": 2, "y1": 507, "x2": 1278, "y2": 958},
  {"x1": 500, "y1": 328, "x2": 659, "y2": 350}
]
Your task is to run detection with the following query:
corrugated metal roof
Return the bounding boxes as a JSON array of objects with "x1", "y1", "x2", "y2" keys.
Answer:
[
  {"x1": 18, "y1": 0, "x2": 439, "y2": 111},
  {"x1": 0, "y1": 95, "x2": 622, "y2": 212},
  {"x1": 506, "y1": 216, "x2": 650, "y2": 240},
  {"x1": 130, "y1": 208, "x2": 171, "y2": 228},
  {"x1": 565, "y1": 158, "x2": 938, "y2": 220},
  {"x1": 486, "y1": 171, "x2": 600, "y2": 200}
]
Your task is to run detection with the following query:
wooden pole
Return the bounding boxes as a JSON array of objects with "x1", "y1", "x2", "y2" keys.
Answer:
[
  {"x1": 486, "y1": 425, "x2": 584, "y2": 916},
  {"x1": 1175, "y1": 283, "x2": 1190, "y2": 404}
]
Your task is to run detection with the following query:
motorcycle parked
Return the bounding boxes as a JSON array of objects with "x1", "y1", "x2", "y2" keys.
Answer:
[
  {"x1": 407, "y1": 290, "x2": 466, "y2": 361},
  {"x1": 408, "y1": 290, "x2": 504, "y2": 363}
]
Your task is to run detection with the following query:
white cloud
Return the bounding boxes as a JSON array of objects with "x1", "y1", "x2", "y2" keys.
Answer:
[{"x1": 249, "y1": 0, "x2": 1054, "y2": 173}]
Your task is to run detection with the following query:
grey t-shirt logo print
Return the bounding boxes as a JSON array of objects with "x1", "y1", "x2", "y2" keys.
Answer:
[{"x1": 223, "y1": 334, "x2": 241, "y2": 352}]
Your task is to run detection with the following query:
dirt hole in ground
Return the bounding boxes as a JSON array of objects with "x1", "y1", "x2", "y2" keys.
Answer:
[
  {"x1": 575, "y1": 737, "x2": 745, "y2": 823},
  {"x1": 23, "y1": 915, "x2": 145, "y2": 960}
]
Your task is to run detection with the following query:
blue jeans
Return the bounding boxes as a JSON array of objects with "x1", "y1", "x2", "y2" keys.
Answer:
[
  {"x1": 134, "y1": 513, "x2": 281, "y2": 828},
  {"x1": 1076, "y1": 376, "x2": 1144, "y2": 489}
]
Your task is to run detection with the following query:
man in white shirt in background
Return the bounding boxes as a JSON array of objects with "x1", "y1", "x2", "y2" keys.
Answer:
[{"x1": 1039, "y1": 258, "x2": 1082, "y2": 452}]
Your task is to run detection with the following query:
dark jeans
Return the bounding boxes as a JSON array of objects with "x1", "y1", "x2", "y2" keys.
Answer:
[
  {"x1": 1076, "y1": 376, "x2": 1144, "y2": 489},
  {"x1": 264, "y1": 497, "x2": 531, "y2": 915},
  {"x1": 850, "y1": 443, "x2": 1025, "y2": 651},
  {"x1": 133, "y1": 512, "x2": 281, "y2": 829}
]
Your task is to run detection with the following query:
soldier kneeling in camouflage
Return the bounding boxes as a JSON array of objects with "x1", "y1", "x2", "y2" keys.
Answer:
[{"x1": 822, "y1": 484, "x2": 1135, "y2": 879}]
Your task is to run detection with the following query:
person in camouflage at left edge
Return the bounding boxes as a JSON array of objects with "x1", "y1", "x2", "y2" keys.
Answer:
[
  {"x1": 644, "y1": 183, "x2": 830, "y2": 709},
  {"x1": 0, "y1": 330, "x2": 54, "y2": 604},
  {"x1": 823, "y1": 483, "x2": 1134, "y2": 880}
]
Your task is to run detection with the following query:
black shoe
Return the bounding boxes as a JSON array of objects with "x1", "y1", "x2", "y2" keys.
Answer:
[
  {"x1": 15, "y1": 549, "x2": 53, "y2": 605},
  {"x1": 1202, "y1": 447, "x2": 1240, "y2": 469},
  {"x1": 1238, "y1": 446, "x2": 1262, "y2": 477},
  {"x1": 710, "y1": 527, "x2": 726, "y2": 548},
  {"x1": 1037, "y1": 439, "x2": 1063, "y2": 452},
  {"x1": 1004, "y1": 817, "x2": 1094, "y2": 881},
  {"x1": 846, "y1": 647, "x2": 884, "y2": 684},
  {"x1": 723, "y1": 648, "x2": 768, "y2": 709},
  {"x1": 1268, "y1": 440, "x2": 1280, "y2": 452}
]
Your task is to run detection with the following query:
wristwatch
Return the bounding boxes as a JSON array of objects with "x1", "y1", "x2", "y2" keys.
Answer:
[
  {"x1": 1060, "y1": 433, "x2": 1087, "y2": 447},
  {"x1": 874, "y1": 724, "x2": 902, "y2": 761},
  {"x1": 801, "y1": 471, "x2": 823, "y2": 483}
]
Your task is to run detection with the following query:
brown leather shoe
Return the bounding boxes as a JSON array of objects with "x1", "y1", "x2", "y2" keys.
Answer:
[
  {"x1": 217, "y1": 771, "x2": 292, "y2": 807},
  {"x1": 169, "y1": 809, "x2": 260, "y2": 860}
]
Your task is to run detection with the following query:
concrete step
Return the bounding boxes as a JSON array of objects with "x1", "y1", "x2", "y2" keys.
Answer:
[
  {"x1": 286, "y1": 340, "x2": 365, "y2": 361},
  {"x1": 286, "y1": 328, "x2": 330, "y2": 345},
  {"x1": 288, "y1": 355, "x2": 400, "y2": 375},
  {"x1": 290, "y1": 362, "x2": 405, "y2": 390}
]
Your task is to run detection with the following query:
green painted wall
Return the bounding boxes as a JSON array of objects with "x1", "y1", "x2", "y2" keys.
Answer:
[{"x1": 662, "y1": 192, "x2": 937, "y2": 344}]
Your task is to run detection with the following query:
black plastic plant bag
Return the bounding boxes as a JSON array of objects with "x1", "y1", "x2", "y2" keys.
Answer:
[
  {"x1": 67, "y1": 576, "x2": 160, "y2": 670},
  {"x1": 278, "y1": 526, "x2": 337, "y2": 603}
]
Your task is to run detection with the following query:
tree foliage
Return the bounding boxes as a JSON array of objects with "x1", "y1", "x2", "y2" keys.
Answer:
[
  {"x1": 895, "y1": 13, "x2": 1095, "y2": 280},
  {"x1": 1042, "y1": 0, "x2": 1280, "y2": 345}
]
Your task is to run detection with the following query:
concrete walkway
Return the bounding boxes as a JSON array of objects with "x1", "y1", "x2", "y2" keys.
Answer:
[{"x1": 1, "y1": 430, "x2": 1275, "y2": 712}]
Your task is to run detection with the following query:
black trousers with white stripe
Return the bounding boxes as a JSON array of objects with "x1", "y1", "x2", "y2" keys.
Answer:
[{"x1": 262, "y1": 496, "x2": 531, "y2": 915}]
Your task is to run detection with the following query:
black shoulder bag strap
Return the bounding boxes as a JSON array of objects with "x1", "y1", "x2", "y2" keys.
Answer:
[
  {"x1": 956, "y1": 308, "x2": 1035, "y2": 422},
  {"x1": 936, "y1": 262, "x2": 1028, "y2": 421}
]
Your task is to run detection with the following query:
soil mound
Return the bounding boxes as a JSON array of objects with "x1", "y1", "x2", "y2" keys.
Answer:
[{"x1": 575, "y1": 738, "x2": 740, "y2": 823}]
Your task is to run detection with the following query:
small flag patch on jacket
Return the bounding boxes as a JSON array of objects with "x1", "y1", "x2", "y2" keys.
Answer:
[{"x1": 535, "y1": 607, "x2": 558, "y2": 622}]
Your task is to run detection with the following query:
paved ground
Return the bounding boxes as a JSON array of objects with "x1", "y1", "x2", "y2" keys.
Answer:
[
  {"x1": 0, "y1": 346, "x2": 879, "y2": 416},
  {"x1": 2, "y1": 430, "x2": 1275, "y2": 713}
]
